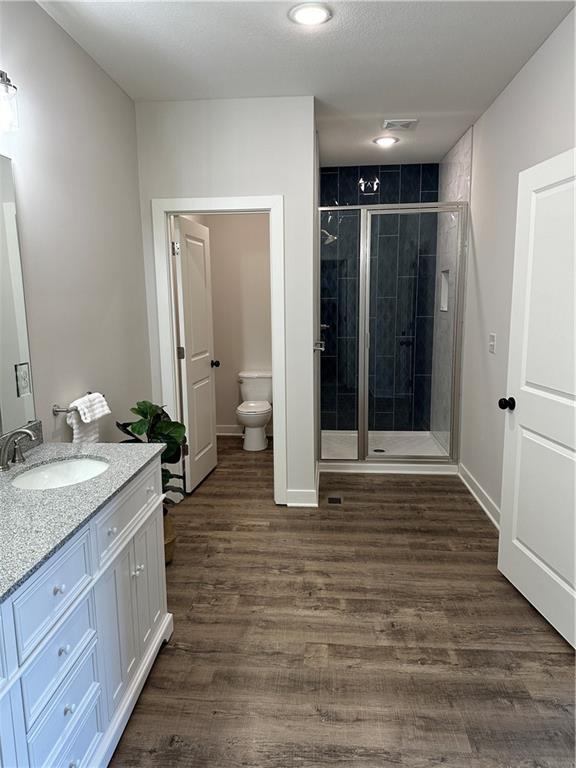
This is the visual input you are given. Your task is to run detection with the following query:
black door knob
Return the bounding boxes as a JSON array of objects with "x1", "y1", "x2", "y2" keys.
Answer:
[
  {"x1": 498, "y1": 396, "x2": 516, "y2": 411},
  {"x1": 211, "y1": 360, "x2": 220, "y2": 368}
]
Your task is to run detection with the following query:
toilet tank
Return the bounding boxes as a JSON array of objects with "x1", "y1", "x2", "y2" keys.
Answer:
[{"x1": 238, "y1": 371, "x2": 272, "y2": 403}]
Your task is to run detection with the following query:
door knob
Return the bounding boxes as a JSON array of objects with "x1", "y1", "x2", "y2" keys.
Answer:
[
  {"x1": 498, "y1": 397, "x2": 516, "y2": 411},
  {"x1": 211, "y1": 360, "x2": 220, "y2": 368}
]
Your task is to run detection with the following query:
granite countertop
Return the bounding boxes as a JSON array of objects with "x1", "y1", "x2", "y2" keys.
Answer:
[{"x1": 0, "y1": 442, "x2": 164, "y2": 602}]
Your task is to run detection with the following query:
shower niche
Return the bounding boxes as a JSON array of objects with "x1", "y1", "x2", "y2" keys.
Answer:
[{"x1": 318, "y1": 164, "x2": 466, "y2": 463}]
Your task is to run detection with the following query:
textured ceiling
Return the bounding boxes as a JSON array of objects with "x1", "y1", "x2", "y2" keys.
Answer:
[{"x1": 42, "y1": 1, "x2": 573, "y2": 164}]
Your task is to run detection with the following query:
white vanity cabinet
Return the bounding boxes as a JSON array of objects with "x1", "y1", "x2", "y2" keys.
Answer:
[{"x1": 0, "y1": 456, "x2": 173, "y2": 768}]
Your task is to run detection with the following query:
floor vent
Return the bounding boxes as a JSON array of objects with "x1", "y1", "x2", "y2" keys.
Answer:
[{"x1": 327, "y1": 495, "x2": 343, "y2": 505}]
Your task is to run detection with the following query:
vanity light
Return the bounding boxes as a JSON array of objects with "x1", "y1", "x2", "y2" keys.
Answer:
[
  {"x1": 373, "y1": 136, "x2": 399, "y2": 148},
  {"x1": 288, "y1": 3, "x2": 332, "y2": 26},
  {"x1": 0, "y1": 70, "x2": 18, "y2": 132}
]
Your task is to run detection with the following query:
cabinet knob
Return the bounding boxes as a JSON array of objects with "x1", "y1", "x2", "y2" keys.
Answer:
[
  {"x1": 58, "y1": 643, "x2": 71, "y2": 657},
  {"x1": 107, "y1": 526, "x2": 118, "y2": 536},
  {"x1": 69, "y1": 762, "x2": 78, "y2": 768},
  {"x1": 63, "y1": 703, "x2": 76, "y2": 716},
  {"x1": 53, "y1": 583, "x2": 66, "y2": 596}
]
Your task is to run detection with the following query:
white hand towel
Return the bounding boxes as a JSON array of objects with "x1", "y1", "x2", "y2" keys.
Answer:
[
  {"x1": 66, "y1": 411, "x2": 100, "y2": 444},
  {"x1": 66, "y1": 393, "x2": 111, "y2": 443}
]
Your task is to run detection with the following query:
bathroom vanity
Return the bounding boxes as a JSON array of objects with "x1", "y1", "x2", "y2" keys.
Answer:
[{"x1": 0, "y1": 443, "x2": 173, "y2": 768}]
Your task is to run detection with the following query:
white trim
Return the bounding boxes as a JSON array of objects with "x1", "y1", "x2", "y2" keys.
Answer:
[
  {"x1": 458, "y1": 463, "x2": 500, "y2": 528},
  {"x1": 216, "y1": 425, "x2": 244, "y2": 436},
  {"x1": 286, "y1": 488, "x2": 319, "y2": 507},
  {"x1": 217, "y1": 424, "x2": 273, "y2": 437},
  {"x1": 151, "y1": 196, "x2": 287, "y2": 505},
  {"x1": 320, "y1": 462, "x2": 459, "y2": 475}
]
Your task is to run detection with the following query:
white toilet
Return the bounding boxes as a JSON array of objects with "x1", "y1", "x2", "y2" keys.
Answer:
[{"x1": 236, "y1": 371, "x2": 272, "y2": 451}]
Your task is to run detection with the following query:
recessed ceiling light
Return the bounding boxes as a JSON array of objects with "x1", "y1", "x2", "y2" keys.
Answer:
[
  {"x1": 373, "y1": 136, "x2": 400, "y2": 148},
  {"x1": 288, "y1": 3, "x2": 332, "y2": 26}
]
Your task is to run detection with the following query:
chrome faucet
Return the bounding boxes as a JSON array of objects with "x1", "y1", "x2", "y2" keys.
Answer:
[{"x1": 0, "y1": 428, "x2": 37, "y2": 472}]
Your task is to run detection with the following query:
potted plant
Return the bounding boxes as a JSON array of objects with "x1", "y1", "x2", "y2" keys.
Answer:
[{"x1": 117, "y1": 400, "x2": 186, "y2": 564}]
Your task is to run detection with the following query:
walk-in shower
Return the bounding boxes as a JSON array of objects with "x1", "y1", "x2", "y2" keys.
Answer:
[{"x1": 318, "y1": 199, "x2": 467, "y2": 464}]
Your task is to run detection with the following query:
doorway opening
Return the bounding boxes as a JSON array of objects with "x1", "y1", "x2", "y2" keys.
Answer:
[
  {"x1": 151, "y1": 196, "x2": 286, "y2": 504},
  {"x1": 169, "y1": 212, "x2": 272, "y2": 492},
  {"x1": 318, "y1": 202, "x2": 467, "y2": 466}
]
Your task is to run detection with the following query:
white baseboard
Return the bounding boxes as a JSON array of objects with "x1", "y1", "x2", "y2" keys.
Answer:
[
  {"x1": 286, "y1": 487, "x2": 318, "y2": 507},
  {"x1": 458, "y1": 463, "x2": 500, "y2": 528},
  {"x1": 92, "y1": 613, "x2": 174, "y2": 767},
  {"x1": 217, "y1": 424, "x2": 273, "y2": 437},
  {"x1": 319, "y1": 461, "x2": 458, "y2": 475},
  {"x1": 217, "y1": 424, "x2": 243, "y2": 436}
]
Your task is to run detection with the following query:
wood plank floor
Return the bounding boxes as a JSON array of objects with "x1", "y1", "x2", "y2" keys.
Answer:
[{"x1": 110, "y1": 438, "x2": 574, "y2": 767}]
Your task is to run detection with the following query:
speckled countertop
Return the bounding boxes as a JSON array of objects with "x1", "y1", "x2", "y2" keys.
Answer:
[{"x1": 0, "y1": 442, "x2": 164, "y2": 602}]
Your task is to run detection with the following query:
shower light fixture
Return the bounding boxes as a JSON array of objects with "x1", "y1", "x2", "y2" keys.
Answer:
[
  {"x1": 373, "y1": 136, "x2": 399, "y2": 148},
  {"x1": 0, "y1": 70, "x2": 18, "y2": 132},
  {"x1": 288, "y1": 3, "x2": 332, "y2": 25}
]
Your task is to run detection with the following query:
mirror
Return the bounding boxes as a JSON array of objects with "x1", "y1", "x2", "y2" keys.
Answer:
[{"x1": 0, "y1": 154, "x2": 35, "y2": 434}]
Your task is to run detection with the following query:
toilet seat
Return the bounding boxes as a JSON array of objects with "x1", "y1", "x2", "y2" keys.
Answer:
[{"x1": 236, "y1": 400, "x2": 271, "y2": 415}]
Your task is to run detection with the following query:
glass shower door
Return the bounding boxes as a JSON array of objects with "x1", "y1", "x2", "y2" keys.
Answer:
[
  {"x1": 319, "y1": 209, "x2": 360, "y2": 460},
  {"x1": 366, "y1": 209, "x2": 461, "y2": 459}
]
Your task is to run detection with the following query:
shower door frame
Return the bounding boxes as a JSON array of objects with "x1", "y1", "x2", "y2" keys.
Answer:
[{"x1": 318, "y1": 201, "x2": 468, "y2": 465}]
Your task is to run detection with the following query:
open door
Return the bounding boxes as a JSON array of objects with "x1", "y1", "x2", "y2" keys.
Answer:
[
  {"x1": 172, "y1": 216, "x2": 218, "y2": 492},
  {"x1": 498, "y1": 148, "x2": 575, "y2": 646}
]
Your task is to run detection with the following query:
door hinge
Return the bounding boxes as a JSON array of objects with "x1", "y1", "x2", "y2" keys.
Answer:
[
  {"x1": 171, "y1": 241, "x2": 180, "y2": 257},
  {"x1": 176, "y1": 346, "x2": 185, "y2": 360},
  {"x1": 182, "y1": 443, "x2": 189, "y2": 457}
]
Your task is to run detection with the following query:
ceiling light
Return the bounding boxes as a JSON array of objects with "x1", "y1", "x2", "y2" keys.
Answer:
[
  {"x1": 373, "y1": 136, "x2": 399, "y2": 148},
  {"x1": 288, "y1": 3, "x2": 332, "y2": 26}
]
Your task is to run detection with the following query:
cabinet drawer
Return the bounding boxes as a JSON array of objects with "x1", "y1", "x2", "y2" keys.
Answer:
[
  {"x1": 95, "y1": 463, "x2": 161, "y2": 568},
  {"x1": 27, "y1": 646, "x2": 99, "y2": 768},
  {"x1": 55, "y1": 692, "x2": 103, "y2": 768},
  {"x1": 21, "y1": 595, "x2": 96, "y2": 729},
  {"x1": 13, "y1": 531, "x2": 92, "y2": 662}
]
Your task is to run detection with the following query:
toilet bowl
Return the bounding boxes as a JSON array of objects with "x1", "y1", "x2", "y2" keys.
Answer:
[
  {"x1": 236, "y1": 400, "x2": 272, "y2": 451},
  {"x1": 236, "y1": 371, "x2": 272, "y2": 452}
]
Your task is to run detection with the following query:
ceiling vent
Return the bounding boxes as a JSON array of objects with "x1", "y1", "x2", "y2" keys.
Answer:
[{"x1": 381, "y1": 118, "x2": 419, "y2": 131}]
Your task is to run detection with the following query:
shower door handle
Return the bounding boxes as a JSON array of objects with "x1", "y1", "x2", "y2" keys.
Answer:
[{"x1": 313, "y1": 340, "x2": 326, "y2": 352}]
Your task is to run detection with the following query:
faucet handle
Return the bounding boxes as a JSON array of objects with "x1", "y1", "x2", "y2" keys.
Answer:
[{"x1": 12, "y1": 433, "x2": 36, "y2": 465}]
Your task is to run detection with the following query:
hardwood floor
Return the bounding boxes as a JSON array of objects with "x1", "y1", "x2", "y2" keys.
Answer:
[{"x1": 110, "y1": 438, "x2": 574, "y2": 767}]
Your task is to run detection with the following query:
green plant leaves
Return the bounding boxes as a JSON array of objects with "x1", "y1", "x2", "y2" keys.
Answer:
[{"x1": 117, "y1": 401, "x2": 188, "y2": 501}]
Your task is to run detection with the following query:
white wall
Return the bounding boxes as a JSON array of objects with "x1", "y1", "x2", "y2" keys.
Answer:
[
  {"x1": 460, "y1": 11, "x2": 575, "y2": 515},
  {"x1": 208, "y1": 213, "x2": 271, "y2": 431},
  {"x1": 0, "y1": 2, "x2": 151, "y2": 441},
  {"x1": 136, "y1": 97, "x2": 316, "y2": 501}
]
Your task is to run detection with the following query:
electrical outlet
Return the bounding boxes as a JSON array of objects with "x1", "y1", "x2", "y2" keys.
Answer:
[{"x1": 488, "y1": 333, "x2": 496, "y2": 354}]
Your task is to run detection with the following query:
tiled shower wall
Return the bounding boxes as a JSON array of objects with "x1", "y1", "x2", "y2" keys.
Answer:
[
  {"x1": 431, "y1": 128, "x2": 473, "y2": 451},
  {"x1": 320, "y1": 164, "x2": 439, "y2": 432}
]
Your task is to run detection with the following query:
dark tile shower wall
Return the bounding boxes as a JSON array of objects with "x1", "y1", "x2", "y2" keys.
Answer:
[{"x1": 320, "y1": 164, "x2": 439, "y2": 432}]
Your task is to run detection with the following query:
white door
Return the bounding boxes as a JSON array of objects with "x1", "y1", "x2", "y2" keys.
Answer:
[
  {"x1": 499, "y1": 148, "x2": 575, "y2": 646},
  {"x1": 173, "y1": 216, "x2": 218, "y2": 492}
]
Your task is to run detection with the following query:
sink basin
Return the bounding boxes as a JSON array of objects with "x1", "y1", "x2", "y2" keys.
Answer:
[{"x1": 12, "y1": 458, "x2": 109, "y2": 490}]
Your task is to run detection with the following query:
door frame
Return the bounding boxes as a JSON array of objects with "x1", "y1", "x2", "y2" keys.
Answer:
[
  {"x1": 151, "y1": 196, "x2": 286, "y2": 504},
  {"x1": 317, "y1": 201, "x2": 468, "y2": 466}
]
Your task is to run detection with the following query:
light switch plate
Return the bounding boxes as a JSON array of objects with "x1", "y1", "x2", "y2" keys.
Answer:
[
  {"x1": 488, "y1": 333, "x2": 496, "y2": 354},
  {"x1": 15, "y1": 362, "x2": 31, "y2": 396}
]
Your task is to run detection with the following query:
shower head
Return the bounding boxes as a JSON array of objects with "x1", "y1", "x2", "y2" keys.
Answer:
[{"x1": 321, "y1": 228, "x2": 338, "y2": 245}]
